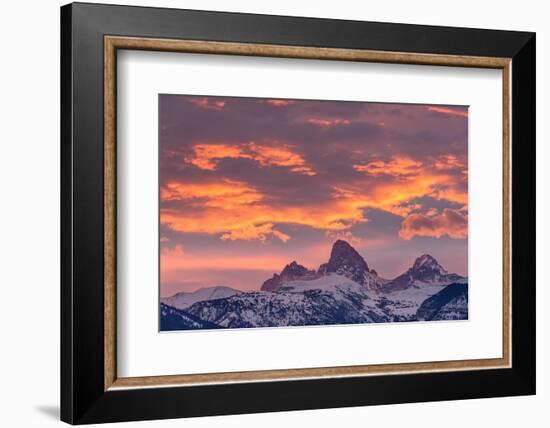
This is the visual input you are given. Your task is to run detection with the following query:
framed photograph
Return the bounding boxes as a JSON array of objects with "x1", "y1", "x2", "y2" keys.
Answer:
[{"x1": 61, "y1": 2, "x2": 535, "y2": 424}]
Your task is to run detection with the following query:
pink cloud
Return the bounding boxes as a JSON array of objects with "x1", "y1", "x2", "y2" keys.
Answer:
[
  {"x1": 427, "y1": 106, "x2": 468, "y2": 118},
  {"x1": 264, "y1": 100, "x2": 294, "y2": 107},
  {"x1": 353, "y1": 156, "x2": 422, "y2": 177},
  {"x1": 185, "y1": 142, "x2": 316, "y2": 176},
  {"x1": 161, "y1": 244, "x2": 185, "y2": 256},
  {"x1": 189, "y1": 97, "x2": 226, "y2": 110},
  {"x1": 399, "y1": 208, "x2": 467, "y2": 240}
]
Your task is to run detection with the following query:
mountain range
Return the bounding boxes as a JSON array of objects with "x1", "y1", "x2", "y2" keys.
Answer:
[
  {"x1": 161, "y1": 285, "x2": 241, "y2": 310},
  {"x1": 160, "y1": 239, "x2": 468, "y2": 331}
]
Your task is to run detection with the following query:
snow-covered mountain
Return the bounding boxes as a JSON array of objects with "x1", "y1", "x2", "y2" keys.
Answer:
[
  {"x1": 261, "y1": 261, "x2": 319, "y2": 292},
  {"x1": 159, "y1": 240, "x2": 468, "y2": 331},
  {"x1": 416, "y1": 283, "x2": 468, "y2": 321},
  {"x1": 161, "y1": 286, "x2": 241, "y2": 310},
  {"x1": 261, "y1": 240, "x2": 387, "y2": 292},
  {"x1": 160, "y1": 303, "x2": 222, "y2": 331},
  {"x1": 186, "y1": 274, "x2": 409, "y2": 328},
  {"x1": 177, "y1": 274, "x2": 467, "y2": 329},
  {"x1": 318, "y1": 240, "x2": 387, "y2": 290},
  {"x1": 380, "y1": 254, "x2": 464, "y2": 293}
]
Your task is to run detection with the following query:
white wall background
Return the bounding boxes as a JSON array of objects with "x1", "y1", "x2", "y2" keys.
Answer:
[{"x1": 0, "y1": 1, "x2": 545, "y2": 427}]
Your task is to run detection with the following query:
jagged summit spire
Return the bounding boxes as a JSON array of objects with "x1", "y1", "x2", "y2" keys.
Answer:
[
  {"x1": 415, "y1": 254, "x2": 437, "y2": 264},
  {"x1": 261, "y1": 261, "x2": 318, "y2": 292},
  {"x1": 323, "y1": 239, "x2": 370, "y2": 274},
  {"x1": 316, "y1": 240, "x2": 387, "y2": 289},
  {"x1": 380, "y1": 253, "x2": 463, "y2": 293},
  {"x1": 261, "y1": 240, "x2": 463, "y2": 294},
  {"x1": 281, "y1": 261, "x2": 311, "y2": 276},
  {"x1": 412, "y1": 254, "x2": 447, "y2": 274}
]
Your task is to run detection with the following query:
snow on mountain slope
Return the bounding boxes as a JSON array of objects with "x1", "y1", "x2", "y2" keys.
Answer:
[
  {"x1": 161, "y1": 286, "x2": 241, "y2": 310},
  {"x1": 431, "y1": 293, "x2": 468, "y2": 320},
  {"x1": 374, "y1": 284, "x2": 448, "y2": 317},
  {"x1": 161, "y1": 278, "x2": 468, "y2": 330},
  {"x1": 160, "y1": 303, "x2": 222, "y2": 331},
  {"x1": 416, "y1": 283, "x2": 468, "y2": 321},
  {"x1": 278, "y1": 273, "x2": 366, "y2": 293},
  {"x1": 159, "y1": 241, "x2": 469, "y2": 331},
  {"x1": 185, "y1": 274, "x2": 399, "y2": 328},
  {"x1": 183, "y1": 274, "x2": 456, "y2": 329}
]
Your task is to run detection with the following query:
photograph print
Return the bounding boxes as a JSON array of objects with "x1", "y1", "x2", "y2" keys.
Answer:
[{"x1": 159, "y1": 95, "x2": 469, "y2": 331}]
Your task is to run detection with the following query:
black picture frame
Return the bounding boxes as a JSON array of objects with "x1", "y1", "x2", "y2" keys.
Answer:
[{"x1": 61, "y1": 2, "x2": 535, "y2": 424}]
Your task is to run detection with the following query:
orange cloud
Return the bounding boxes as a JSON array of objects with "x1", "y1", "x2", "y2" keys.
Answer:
[
  {"x1": 189, "y1": 97, "x2": 226, "y2": 110},
  {"x1": 161, "y1": 195, "x2": 364, "y2": 238},
  {"x1": 265, "y1": 99, "x2": 294, "y2": 107},
  {"x1": 185, "y1": 144, "x2": 246, "y2": 170},
  {"x1": 186, "y1": 142, "x2": 316, "y2": 176},
  {"x1": 353, "y1": 156, "x2": 422, "y2": 177},
  {"x1": 161, "y1": 180, "x2": 263, "y2": 209},
  {"x1": 160, "y1": 175, "x2": 370, "y2": 245},
  {"x1": 248, "y1": 143, "x2": 316, "y2": 175},
  {"x1": 221, "y1": 223, "x2": 290, "y2": 243},
  {"x1": 350, "y1": 155, "x2": 468, "y2": 215},
  {"x1": 433, "y1": 154, "x2": 467, "y2": 171},
  {"x1": 399, "y1": 208, "x2": 468, "y2": 240},
  {"x1": 427, "y1": 106, "x2": 468, "y2": 118},
  {"x1": 162, "y1": 153, "x2": 467, "y2": 243},
  {"x1": 431, "y1": 186, "x2": 468, "y2": 206},
  {"x1": 161, "y1": 172, "x2": 467, "y2": 243}
]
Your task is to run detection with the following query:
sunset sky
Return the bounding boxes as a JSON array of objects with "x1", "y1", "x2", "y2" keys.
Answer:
[{"x1": 159, "y1": 95, "x2": 468, "y2": 297}]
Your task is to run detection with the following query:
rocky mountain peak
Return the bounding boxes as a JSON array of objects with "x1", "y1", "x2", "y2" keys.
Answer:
[
  {"x1": 317, "y1": 240, "x2": 379, "y2": 288},
  {"x1": 322, "y1": 239, "x2": 370, "y2": 272},
  {"x1": 261, "y1": 261, "x2": 318, "y2": 292},
  {"x1": 260, "y1": 240, "x2": 387, "y2": 292},
  {"x1": 281, "y1": 261, "x2": 309, "y2": 277},
  {"x1": 380, "y1": 254, "x2": 464, "y2": 293},
  {"x1": 411, "y1": 254, "x2": 447, "y2": 276}
]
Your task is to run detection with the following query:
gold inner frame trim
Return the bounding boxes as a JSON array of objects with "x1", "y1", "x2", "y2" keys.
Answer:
[{"x1": 104, "y1": 35, "x2": 512, "y2": 391}]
